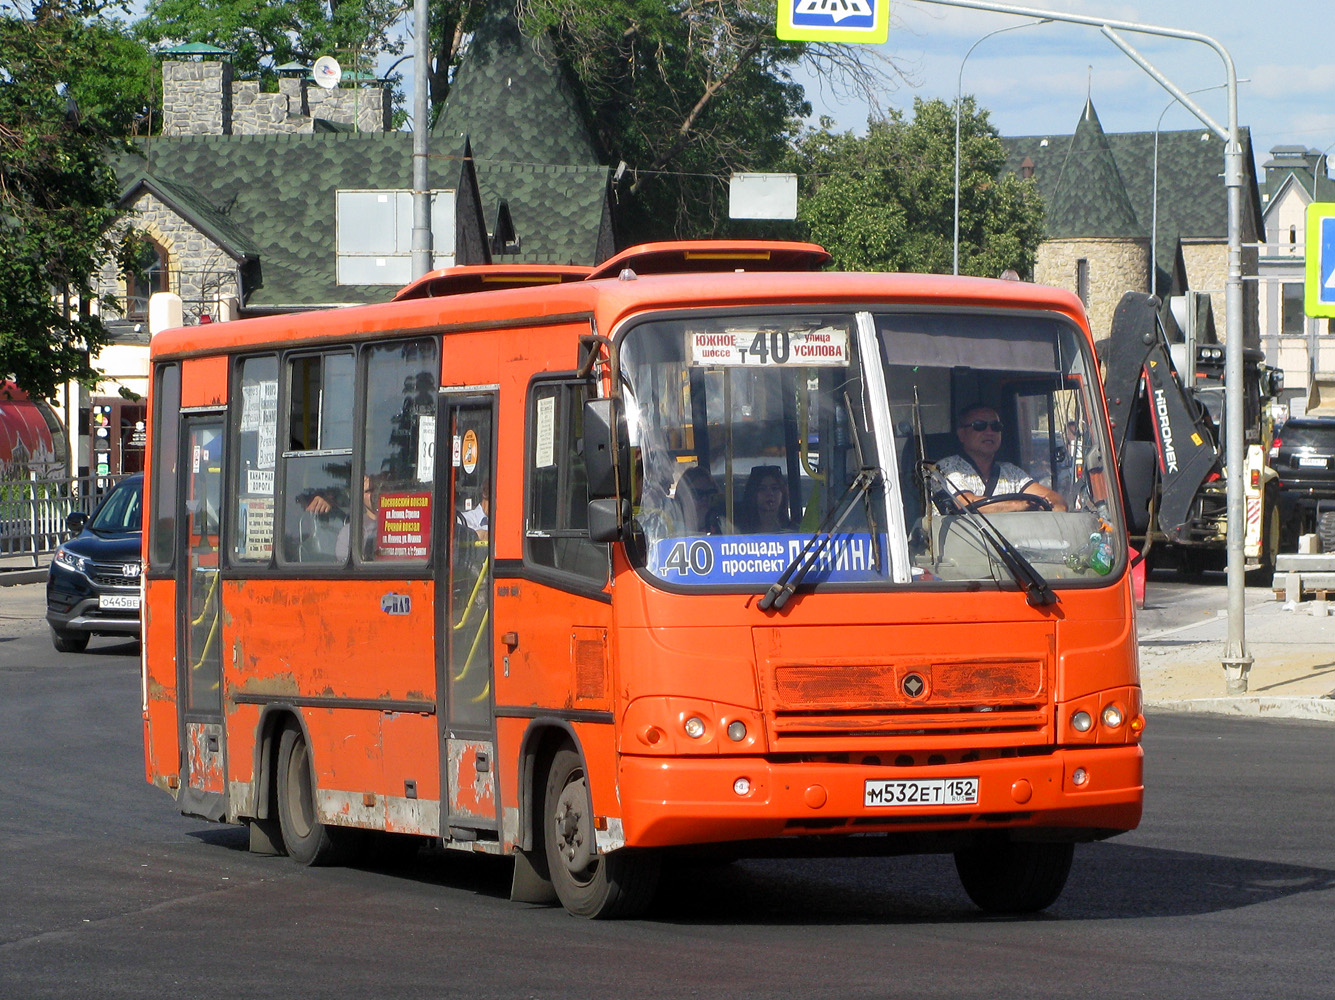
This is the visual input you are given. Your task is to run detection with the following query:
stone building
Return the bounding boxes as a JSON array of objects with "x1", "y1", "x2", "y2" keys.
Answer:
[{"x1": 1004, "y1": 100, "x2": 1263, "y2": 351}]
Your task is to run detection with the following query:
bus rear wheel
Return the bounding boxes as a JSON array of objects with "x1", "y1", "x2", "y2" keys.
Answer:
[
  {"x1": 542, "y1": 748, "x2": 660, "y2": 919},
  {"x1": 954, "y1": 837, "x2": 1074, "y2": 914},
  {"x1": 276, "y1": 723, "x2": 357, "y2": 866}
]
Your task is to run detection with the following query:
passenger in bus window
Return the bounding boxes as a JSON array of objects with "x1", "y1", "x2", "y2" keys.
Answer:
[
  {"x1": 460, "y1": 481, "x2": 490, "y2": 541},
  {"x1": 339, "y1": 474, "x2": 382, "y2": 560},
  {"x1": 937, "y1": 404, "x2": 1067, "y2": 512},
  {"x1": 674, "y1": 465, "x2": 726, "y2": 535},
  {"x1": 737, "y1": 465, "x2": 795, "y2": 533}
]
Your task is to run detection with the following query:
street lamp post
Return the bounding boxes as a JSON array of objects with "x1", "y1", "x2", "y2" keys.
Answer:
[
  {"x1": 921, "y1": 0, "x2": 1251, "y2": 692},
  {"x1": 953, "y1": 19, "x2": 1051, "y2": 276},
  {"x1": 1152, "y1": 83, "x2": 1237, "y2": 295}
]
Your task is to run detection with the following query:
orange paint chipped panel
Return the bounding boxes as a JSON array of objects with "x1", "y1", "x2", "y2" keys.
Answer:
[
  {"x1": 185, "y1": 722, "x2": 225, "y2": 793},
  {"x1": 447, "y1": 740, "x2": 496, "y2": 821}
]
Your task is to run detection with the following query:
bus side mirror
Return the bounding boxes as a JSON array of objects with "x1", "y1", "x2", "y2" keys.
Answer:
[
  {"x1": 583, "y1": 398, "x2": 627, "y2": 499},
  {"x1": 587, "y1": 498, "x2": 629, "y2": 543}
]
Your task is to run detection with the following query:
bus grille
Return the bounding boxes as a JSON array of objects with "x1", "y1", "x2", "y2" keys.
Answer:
[{"x1": 765, "y1": 659, "x2": 1051, "y2": 747}]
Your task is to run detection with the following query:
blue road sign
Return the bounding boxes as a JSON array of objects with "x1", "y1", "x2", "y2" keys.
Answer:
[
  {"x1": 776, "y1": 0, "x2": 889, "y2": 43},
  {"x1": 1305, "y1": 202, "x2": 1335, "y2": 317}
]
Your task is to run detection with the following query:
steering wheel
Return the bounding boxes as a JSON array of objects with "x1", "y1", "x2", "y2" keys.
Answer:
[{"x1": 966, "y1": 492, "x2": 1053, "y2": 512}]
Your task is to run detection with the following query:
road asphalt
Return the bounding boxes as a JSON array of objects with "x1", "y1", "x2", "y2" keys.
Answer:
[{"x1": 4, "y1": 568, "x2": 1333, "y2": 721}]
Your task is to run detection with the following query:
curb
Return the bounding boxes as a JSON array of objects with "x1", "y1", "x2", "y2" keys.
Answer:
[
  {"x1": 1146, "y1": 696, "x2": 1335, "y2": 722},
  {"x1": 0, "y1": 569, "x2": 47, "y2": 587}
]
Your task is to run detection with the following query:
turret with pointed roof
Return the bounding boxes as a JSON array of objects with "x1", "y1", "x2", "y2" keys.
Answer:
[{"x1": 1046, "y1": 100, "x2": 1143, "y2": 239}]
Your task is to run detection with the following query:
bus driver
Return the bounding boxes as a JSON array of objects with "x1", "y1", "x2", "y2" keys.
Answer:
[{"x1": 937, "y1": 404, "x2": 1067, "y2": 513}]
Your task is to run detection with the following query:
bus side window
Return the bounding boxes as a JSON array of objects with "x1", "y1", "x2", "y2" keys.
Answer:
[
  {"x1": 360, "y1": 339, "x2": 437, "y2": 564},
  {"x1": 281, "y1": 351, "x2": 354, "y2": 565},
  {"x1": 525, "y1": 381, "x2": 609, "y2": 586},
  {"x1": 232, "y1": 355, "x2": 279, "y2": 565}
]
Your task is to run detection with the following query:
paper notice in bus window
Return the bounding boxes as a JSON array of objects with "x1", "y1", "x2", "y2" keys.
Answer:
[
  {"x1": 238, "y1": 497, "x2": 274, "y2": 559},
  {"x1": 535, "y1": 396, "x2": 556, "y2": 468},
  {"x1": 247, "y1": 469, "x2": 275, "y2": 495},
  {"x1": 416, "y1": 415, "x2": 435, "y2": 483},
  {"x1": 240, "y1": 384, "x2": 261, "y2": 432},
  {"x1": 257, "y1": 380, "x2": 278, "y2": 469},
  {"x1": 689, "y1": 328, "x2": 849, "y2": 367},
  {"x1": 376, "y1": 492, "x2": 432, "y2": 560}
]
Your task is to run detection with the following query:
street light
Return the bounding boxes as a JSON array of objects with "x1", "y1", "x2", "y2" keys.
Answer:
[
  {"x1": 953, "y1": 18, "x2": 1051, "y2": 275},
  {"x1": 924, "y1": 0, "x2": 1251, "y2": 691},
  {"x1": 1152, "y1": 83, "x2": 1239, "y2": 294}
]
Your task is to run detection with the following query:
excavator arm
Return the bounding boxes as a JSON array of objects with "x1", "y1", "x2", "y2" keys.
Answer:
[{"x1": 1103, "y1": 292, "x2": 1220, "y2": 544}]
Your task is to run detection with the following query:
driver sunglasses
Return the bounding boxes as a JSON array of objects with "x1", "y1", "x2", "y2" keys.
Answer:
[{"x1": 964, "y1": 419, "x2": 1004, "y2": 432}]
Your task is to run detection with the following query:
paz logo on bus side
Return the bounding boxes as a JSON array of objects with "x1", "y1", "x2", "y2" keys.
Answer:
[
  {"x1": 1305, "y1": 202, "x2": 1335, "y2": 318},
  {"x1": 776, "y1": 0, "x2": 889, "y2": 43}
]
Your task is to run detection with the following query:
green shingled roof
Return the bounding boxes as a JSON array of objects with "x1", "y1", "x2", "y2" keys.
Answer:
[
  {"x1": 434, "y1": 9, "x2": 599, "y2": 167},
  {"x1": 1003, "y1": 99, "x2": 1262, "y2": 293},
  {"x1": 1045, "y1": 101, "x2": 1143, "y2": 240},
  {"x1": 477, "y1": 161, "x2": 613, "y2": 264},
  {"x1": 121, "y1": 132, "x2": 475, "y2": 308},
  {"x1": 117, "y1": 7, "x2": 612, "y2": 312}
]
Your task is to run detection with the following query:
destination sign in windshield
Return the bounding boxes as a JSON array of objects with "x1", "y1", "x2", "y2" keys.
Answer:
[{"x1": 689, "y1": 328, "x2": 849, "y2": 367}]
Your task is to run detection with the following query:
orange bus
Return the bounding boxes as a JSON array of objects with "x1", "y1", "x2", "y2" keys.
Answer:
[{"x1": 142, "y1": 241, "x2": 1143, "y2": 918}]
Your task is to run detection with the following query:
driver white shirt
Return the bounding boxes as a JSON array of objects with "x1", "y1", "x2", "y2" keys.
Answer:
[{"x1": 936, "y1": 454, "x2": 1035, "y2": 499}]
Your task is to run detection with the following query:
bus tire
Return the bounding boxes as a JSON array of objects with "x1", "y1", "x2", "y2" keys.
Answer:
[
  {"x1": 275, "y1": 723, "x2": 355, "y2": 867},
  {"x1": 542, "y1": 748, "x2": 659, "y2": 919},
  {"x1": 954, "y1": 837, "x2": 1074, "y2": 914}
]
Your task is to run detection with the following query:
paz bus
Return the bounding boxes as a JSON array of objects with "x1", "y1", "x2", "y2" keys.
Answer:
[{"x1": 141, "y1": 241, "x2": 1144, "y2": 919}]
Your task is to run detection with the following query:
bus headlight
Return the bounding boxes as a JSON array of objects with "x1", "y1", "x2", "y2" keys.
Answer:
[
  {"x1": 1102, "y1": 705, "x2": 1125, "y2": 728},
  {"x1": 1071, "y1": 710, "x2": 1093, "y2": 733},
  {"x1": 684, "y1": 716, "x2": 706, "y2": 739}
]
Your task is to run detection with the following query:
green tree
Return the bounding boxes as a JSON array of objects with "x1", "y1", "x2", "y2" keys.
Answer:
[
  {"x1": 134, "y1": 0, "x2": 411, "y2": 97},
  {"x1": 0, "y1": 0, "x2": 152, "y2": 400},
  {"x1": 519, "y1": 0, "x2": 904, "y2": 243},
  {"x1": 789, "y1": 97, "x2": 1045, "y2": 277}
]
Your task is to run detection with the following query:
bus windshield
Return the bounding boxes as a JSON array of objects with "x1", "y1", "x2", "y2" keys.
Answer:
[{"x1": 620, "y1": 308, "x2": 1120, "y2": 591}]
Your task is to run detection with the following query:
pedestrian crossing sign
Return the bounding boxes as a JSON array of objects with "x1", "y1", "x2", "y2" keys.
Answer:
[
  {"x1": 1305, "y1": 202, "x2": 1335, "y2": 317},
  {"x1": 776, "y1": 0, "x2": 890, "y2": 43}
]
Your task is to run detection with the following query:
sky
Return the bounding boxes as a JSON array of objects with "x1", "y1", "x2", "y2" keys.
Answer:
[{"x1": 795, "y1": 0, "x2": 1335, "y2": 173}]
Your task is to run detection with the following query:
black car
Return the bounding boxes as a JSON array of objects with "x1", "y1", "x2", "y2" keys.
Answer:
[
  {"x1": 1271, "y1": 419, "x2": 1335, "y2": 549},
  {"x1": 46, "y1": 474, "x2": 143, "y2": 652}
]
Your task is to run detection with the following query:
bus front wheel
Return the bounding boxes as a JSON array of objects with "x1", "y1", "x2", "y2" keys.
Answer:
[
  {"x1": 954, "y1": 837, "x2": 1074, "y2": 914},
  {"x1": 276, "y1": 723, "x2": 356, "y2": 866},
  {"x1": 542, "y1": 748, "x2": 660, "y2": 919}
]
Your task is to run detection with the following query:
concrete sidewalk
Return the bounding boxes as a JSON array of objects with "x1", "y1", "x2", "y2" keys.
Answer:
[
  {"x1": 1138, "y1": 593, "x2": 1335, "y2": 721},
  {"x1": 4, "y1": 572, "x2": 1333, "y2": 721}
]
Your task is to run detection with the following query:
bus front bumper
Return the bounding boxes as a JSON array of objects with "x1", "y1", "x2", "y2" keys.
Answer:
[{"x1": 616, "y1": 745, "x2": 1143, "y2": 849}]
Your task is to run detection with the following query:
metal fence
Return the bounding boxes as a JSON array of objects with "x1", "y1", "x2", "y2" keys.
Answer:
[{"x1": 0, "y1": 474, "x2": 129, "y2": 569}]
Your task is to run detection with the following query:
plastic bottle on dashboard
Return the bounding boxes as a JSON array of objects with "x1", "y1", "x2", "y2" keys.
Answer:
[{"x1": 1087, "y1": 532, "x2": 1113, "y2": 575}]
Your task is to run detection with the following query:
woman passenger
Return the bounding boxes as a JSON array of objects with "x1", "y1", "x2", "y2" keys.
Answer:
[{"x1": 737, "y1": 465, "x2": 795, "y2": 533}]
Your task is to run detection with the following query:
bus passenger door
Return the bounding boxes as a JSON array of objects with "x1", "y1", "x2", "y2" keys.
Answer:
[
  {"x1": 177, "y1": 415, "x2": 226, "y2": 821},
  {"x1": 436, "y1": 393, "x2": 498, "y2": 840}
]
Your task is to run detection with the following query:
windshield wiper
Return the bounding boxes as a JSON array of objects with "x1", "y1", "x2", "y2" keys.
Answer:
[
  {"x1": 759, "y1": 467, "x2": 880, "y2": 611},
  {"x1": 923, "y1": 464, "x2": 1059, "y2": 608}
]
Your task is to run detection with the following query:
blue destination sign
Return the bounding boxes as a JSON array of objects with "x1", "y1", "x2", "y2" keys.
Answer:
[{"x1": 647, "y1": 532, "x2": 889, "y2": 585}]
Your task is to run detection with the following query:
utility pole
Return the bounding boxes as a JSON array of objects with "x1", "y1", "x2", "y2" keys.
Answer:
[
  {"x1": 918, "y1": 0, "x2": 1251, "y2": 691},
  {"x1": 410, "y1": 0, "x2": 432, "y2": 281}
]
